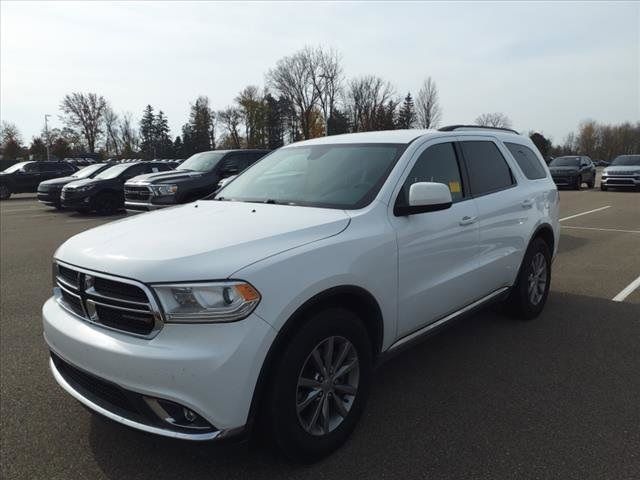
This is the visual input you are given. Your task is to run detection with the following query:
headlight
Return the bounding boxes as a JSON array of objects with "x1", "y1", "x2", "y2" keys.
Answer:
[
  {"x1": 71, "y1": 185, "x2": 93, "y2": 193},
  {"x1": 152, "y1": 281, "x2": 260, "y2": 323},
  {"x1": 151, "y1": 184, "x2": 178, "y2": 195}
]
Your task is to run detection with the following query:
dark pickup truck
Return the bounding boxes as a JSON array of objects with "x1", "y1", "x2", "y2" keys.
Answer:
[
  {"x1": 61, "y1": 161, "x2": 175, "y2": 214},
  {"x1": 124, "y1": 149, "x2": 269, "y2": 211},
  {"x1": 37, "y1": 162, "x2": 116, "y2": 208},
  {"x1": 1, "y1": 161, "x2": 77, "y2": 200}
]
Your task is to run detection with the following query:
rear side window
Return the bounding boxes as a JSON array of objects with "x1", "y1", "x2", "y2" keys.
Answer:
[
  {"x1": 396, "y1": 142, "x2": 465, "y2": 205},
  {"x1": 504, "y1": 142, "x2": 547, "y2": 180},
  {"x1": 460, "y1": 141, "x2": 514, "y2": 195}
]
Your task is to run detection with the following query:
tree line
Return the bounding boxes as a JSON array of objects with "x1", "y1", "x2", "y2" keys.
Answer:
[{"x1": 1, "y1": 46, "x2": 638, "y2": 163}]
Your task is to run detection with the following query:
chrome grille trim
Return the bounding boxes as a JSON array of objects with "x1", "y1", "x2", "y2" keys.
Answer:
[{"x1": 53, "y1": 260, "x2": 164, "y2": 339}]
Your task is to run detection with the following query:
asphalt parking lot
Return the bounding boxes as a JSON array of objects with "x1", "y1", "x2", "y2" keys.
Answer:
[{"x1": 1, "y1": 185, "x2": 639, "y2": 480}]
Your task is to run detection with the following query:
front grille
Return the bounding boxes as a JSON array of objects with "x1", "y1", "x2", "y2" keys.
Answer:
[
  {"x1": 51, "y1": 352, "x2": 136, "y2": 413},
  {"x1": 93, "y1": 277, "x2": 148, "y2": 303},
  {"x1": 54, "y1": 262, "x2": 161, "y2": 337},
  {"x1": 125, "y1": 186, "x2": 152, "y2": 201},
  {"x1": 608, "y1": 179, "x2": 634, "y2": 185},
  {"x1": 607, "y1": 171, "x2": 635, "y2": 176}
]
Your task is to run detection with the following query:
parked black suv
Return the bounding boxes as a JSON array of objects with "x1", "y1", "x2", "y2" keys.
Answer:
[
  {"x1": 61, "y1": 161, "x2": 175, "y2": 214},
  {"x1": 124, "y1": 150, "x2": 269, "y2": 211},
  {"x1": 1, "y1": 161, "x2": 77, "y2": 200},
  {"x1": 37, "y1": 163, "x2": 116, "y2": 209},
  {"x1": 548, "y1": 156, "x2": 596, "y2": 189}
]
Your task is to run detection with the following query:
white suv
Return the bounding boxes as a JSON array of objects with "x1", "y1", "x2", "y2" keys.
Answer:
[{"x1": 43, "y1": 127, "x2": 559, "y2": 462}]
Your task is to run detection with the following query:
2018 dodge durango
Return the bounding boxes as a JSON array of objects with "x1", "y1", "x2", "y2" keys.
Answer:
[{"x1": 43, "y1": 127, "x2": 559, "y2": 462}]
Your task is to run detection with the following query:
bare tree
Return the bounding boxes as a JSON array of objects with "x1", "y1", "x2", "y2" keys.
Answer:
[
  {"x1": 1, "y1": 122, "x2": 22, "y2": 145},
  {"x1": 59, "y1": 92, "x2": 107, "y2": 153},
  {"x1": 345, "y1": 76, "x2": 396, "y2": 132},
  {"x1": 118, "y1": 112, "x2": 138, "y2": 157},
  {"x1": 415, "y1": 77, "x2": 442, "y2": 129},
  {"x1": 104, "y1": 106, "x2": 120, "y2": 156},
  {"x1": 217, "y1": 107, "x2": 243, "y2": 148},
  {"x1": 474, "y1": 112, "x2": 512, "y2": 129},
  {"x1": 267, "y1": 48, "x2": 321, "y2": 140},
  {"x1": 236, "y1": 86, "x2": 266, "y2": 148},
  {"x1": 308, "y1": 47, "x2": 343, "y2": 135}
]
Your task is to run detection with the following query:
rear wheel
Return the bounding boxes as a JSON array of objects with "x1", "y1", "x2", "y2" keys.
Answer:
[
  {"x1": 600, "y1": 184, "x2": 608, "y2": 191},
  {"x1": 0, "y1": 185, "x2": 11, "y2": 200},
  {"x1": 587, "y1": 177, "x2": 595, "y2": 188},
  {"x1": 573, "y1": 176, "x2": 582, "y2": 190},
  {"x1": 266, "y1": 308, "x2": 372, "y2": 463},
  {"x1": 506, "y1": 237, "x2": 551, "y2": 320}
]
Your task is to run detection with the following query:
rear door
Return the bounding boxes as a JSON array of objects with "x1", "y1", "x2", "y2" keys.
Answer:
[{"x1": 458, "y1": 138, "x2": 530, "y2": 290}]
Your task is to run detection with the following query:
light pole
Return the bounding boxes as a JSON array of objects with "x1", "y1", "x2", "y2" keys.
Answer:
[{"x1": 44, "y1": 114, "x2": 51, "y2": 161}]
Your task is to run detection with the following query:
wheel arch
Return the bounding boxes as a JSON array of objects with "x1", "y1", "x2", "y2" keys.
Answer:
[
  {"x1": 245, "y1": 284, "x2": 384, "y2": 434},
  {"x1": 530, "y1": 222, "x2": 555, "y2": 254}
]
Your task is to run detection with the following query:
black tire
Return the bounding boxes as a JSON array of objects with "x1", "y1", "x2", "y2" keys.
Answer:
[
  {"x1": 600, "y1": 184, "x2": 607, "y2": 191},
  {"x1": 54, "y1": 203, "x2": 64, "y2": 210},
  {"x1": 506, "y1": 237, "x2": 552, "y2": 320},
  {"x1": 92, "y1": 193, "x2": 118, "y2": 215},
  {"x1": 587, "y1": 177, "x2": 595, "y2": 189},
  {"x1": 0, "y1": 184, "x2": 11, "y2": 200},
  {"x1": 573, "y1": 176, "x2": 582, "y2": 190},
  {"x1": 266, "y1": 307, "x2": 372, "y2": 463}
]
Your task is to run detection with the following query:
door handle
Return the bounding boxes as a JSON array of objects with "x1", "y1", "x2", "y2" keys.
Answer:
[
  {"x1": 521, "y1": 199, "x2": 534, "y2": 209},
  {"x1": 459, "y1": 215, "x2": 477, "y2": 226}
]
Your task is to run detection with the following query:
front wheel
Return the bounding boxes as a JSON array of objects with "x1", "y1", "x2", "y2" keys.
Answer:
[
  {"x1": 506, "y1": 237, "x2": 552, "y2": 320},
  {"x1": 573, "y1": 176, "x2": 582, "y2": 190},
  {"x1": 600, "y1": 184, "x2": 608, "y2": 191},
  {"x1": 0, "y1": 185, "x2": 11, "y2": 200},
  {"x1": 266, "y1": 308, "x2": 372, "y2": 463},
  {"x1": 92, "y1": 193, "x2": 119, "y2": 215}
]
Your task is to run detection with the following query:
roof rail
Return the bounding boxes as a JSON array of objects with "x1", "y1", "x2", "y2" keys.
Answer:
[{"x1": 439, "y1": 124, "x2": 519, "y2": 135}]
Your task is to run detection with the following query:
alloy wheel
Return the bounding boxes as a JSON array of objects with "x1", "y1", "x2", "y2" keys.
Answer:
[
  {"x1": 527, "y1": 252, "x2": 547, "y2": 305},
  {"x1": 296, "y1": 336, "x2": 359, "y2": 436}
]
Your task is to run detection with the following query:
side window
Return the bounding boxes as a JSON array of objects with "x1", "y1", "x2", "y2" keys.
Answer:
[
  {"x1": 460, "y1": 141, "x2": 514, "y2": 195},
  {"x1": 504, "y1": 142, "x2": 547, "y2": 180},
  {"x1": 396, "y1": 142, "x2": 464, "y2": 206},
  {"x1": 122, "y1": 165, "x2": 144, "y2": 179},
  {"x1": 219, "y1": 155, "x2": 244, "y2": 174}
]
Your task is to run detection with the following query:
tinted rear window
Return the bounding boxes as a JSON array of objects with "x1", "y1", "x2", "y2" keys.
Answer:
[
  {"x1": 504, "y1": 142, "x2": 547, "y2": 180},
  {"x1": 460, "y1": 141, "x2": 514, "y2": 195}
]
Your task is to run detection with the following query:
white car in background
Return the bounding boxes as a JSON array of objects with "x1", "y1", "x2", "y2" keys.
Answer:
[
  {"x1": 43, "y1": 126, "x2": 559, "y2": 462},
  {"x1": 601, "y1": 154, "x2": 640, "y2": 191}
]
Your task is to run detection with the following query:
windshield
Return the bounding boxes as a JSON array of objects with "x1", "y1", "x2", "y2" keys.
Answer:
[
  {"x1": 3, "y1": 162, "x2": 30, "y2": 173},
  {"x1": 214, "y1": 143, "x2": 404, "y2": 209},
  {"x1": 178, "y1": 151, "x2": 226, "y2": 172},
  {"x1": 73, "y1": 163, "x2": 108, "y2": 179},
  {"x1": 550, "y1": 157, "x2": 580, "y2": 167},
  {"x1": 94, "y1": 163, "x2": 133, "y2": 180},
  {"x1": 611, "y1": 155, "x2": 640, "y2": 166}
]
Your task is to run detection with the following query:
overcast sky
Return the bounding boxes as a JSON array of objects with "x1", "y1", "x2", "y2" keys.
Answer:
[{"x1": 1, "y1": 1, "x2": 638, "y2": 144}]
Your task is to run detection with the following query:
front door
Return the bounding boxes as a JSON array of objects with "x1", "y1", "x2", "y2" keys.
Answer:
[{"x1": 390, "y1": 140, "x2": 483, "y2": 338}]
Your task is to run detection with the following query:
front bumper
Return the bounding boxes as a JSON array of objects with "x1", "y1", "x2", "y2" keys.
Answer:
[
  {"x1": 61, "y1": 191, "x2": 92, "y2": 209},
  {"x1": 124, "y1": 200, "x2": 170, "y2": 211},
  {"x1": 43, "y1": 296, "x2": 277, "y2": 439},
  {"x1": 551, "y1": 175, "x2": 579, "y2": 187},
  {"x1": 601, "y1": 176, "x2": 640, "y2": 188},
  {"x1": 37, "y1": 190, "x2": 62, "y2": 205}
]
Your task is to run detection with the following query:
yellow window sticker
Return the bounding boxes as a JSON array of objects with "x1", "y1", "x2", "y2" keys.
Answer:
[{"x1": 449, "y1": 181, "x2": 461, "y2": 193}]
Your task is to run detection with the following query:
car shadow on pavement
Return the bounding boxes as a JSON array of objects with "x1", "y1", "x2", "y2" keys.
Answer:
[
  {"x1": 556, "y1": 233, "x2": 590, "y2": 254},
  {"x1": 88, "y1": 292, "x2": 640, "y2": 480}
]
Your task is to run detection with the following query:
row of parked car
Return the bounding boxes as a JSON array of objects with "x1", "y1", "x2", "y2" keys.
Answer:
[
  {"x1": 0, "y1": 150, "x2": 270, "y2": 213},
  {"x1": 548, "y1": 154, "x2": 640, "y2": 190}
]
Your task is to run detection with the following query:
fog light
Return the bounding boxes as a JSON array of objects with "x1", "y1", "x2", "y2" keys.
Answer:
[
  {"x1": 144, "y1": 396, "x2": 213, "y2": 431},
  {"x1": 183, "y1": 408, "x2": 197, "y2": 423}
]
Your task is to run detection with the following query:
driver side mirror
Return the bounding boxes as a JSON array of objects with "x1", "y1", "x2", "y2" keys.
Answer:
[{"x1": 395, "y1": 182, "x2": 453, "y2": 216}]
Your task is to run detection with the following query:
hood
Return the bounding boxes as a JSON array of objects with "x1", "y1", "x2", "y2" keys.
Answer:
[
  {"x1": 39, "y1": 176, "x2": 78, "y2": 189},
  {"x1": 63, "y1": 178, "x2": 112, "y2": 190},
  {"x1": 55, "y1": 200, "x2": 350, "y2": 282},
  {"x1": 126, "y1": 169, "x2": 204, "y2": 185},
  {"x1": 603, "y1": 165, "x2": 640, "y2": 174},
  {"x1": 549, "y1": 166, "x2": 579, "y2": 172}
]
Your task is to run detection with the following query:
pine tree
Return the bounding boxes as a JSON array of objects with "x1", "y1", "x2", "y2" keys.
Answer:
[
  {"x1": 139, "y1": 105, "x2": 155, "y2": 159},
  {"x1": 397, "y1": 92, "x2": 416, "y2": 129},
  {"x1": 173, "y1": 136, "x2": 184, "y2": 159},
  {"x1": 153, "y1": 110, "x2": 172, "y2": 158},
  {"x1": 188, "y1": 96, "x2": 214, "y2": 153}
]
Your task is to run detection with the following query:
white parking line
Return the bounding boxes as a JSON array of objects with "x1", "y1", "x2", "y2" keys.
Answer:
[
  {"x1": 559, "y1": 205, "x2": 611, "y2": 222},
  {"x1": 561, "y1": 226, "x2": 640, "y2": 234},
  {"x1": 613, "y1": 275, "x2": 640, "y2": 302}
]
